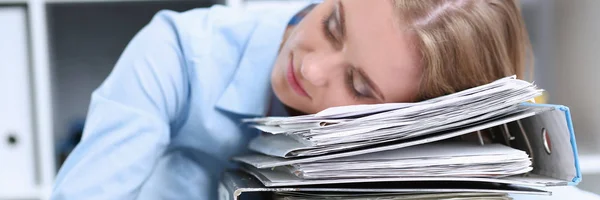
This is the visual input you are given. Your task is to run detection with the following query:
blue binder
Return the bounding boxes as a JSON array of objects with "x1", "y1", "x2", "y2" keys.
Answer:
[
  {"x1": 520, "y1": 103, "x2": 581, "y2": 185},
  {"x1": 235, "y1": 103, "x2": 582, "y2": 188}
]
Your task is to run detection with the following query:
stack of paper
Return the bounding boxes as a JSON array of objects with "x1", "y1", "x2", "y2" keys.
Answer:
[
  {"x1": 231, "y1": 76, "x2": 551, "y2": 199},
  {"x1": 245, "y1": 76, "x2": 543, "y2": 158},
  {"x1": 283, "y1": 142, "x2": 532, "y2": 179},
  {"x1": 240, "y1": 142, "x2": 536, "y2": 187}
]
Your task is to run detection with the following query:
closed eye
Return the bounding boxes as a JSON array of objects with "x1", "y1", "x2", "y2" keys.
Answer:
[{"x1": 346, "y1": 68, "x2": 375, "y2": 99}]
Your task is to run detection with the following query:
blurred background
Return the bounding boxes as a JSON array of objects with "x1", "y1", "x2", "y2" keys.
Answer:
[{"x1": 0, "y1": 0, "x2": 598, "y2": 199}]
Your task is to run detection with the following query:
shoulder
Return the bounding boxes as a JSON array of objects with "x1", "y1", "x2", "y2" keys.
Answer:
[
  {"x1": 145, "y1": 6, "x2": 265, "y2": 54},
  {"x1": 139, "y1": 4, "x2": 309, "y2": 59}
]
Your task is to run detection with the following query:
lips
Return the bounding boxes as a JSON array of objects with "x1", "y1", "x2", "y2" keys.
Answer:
[{"x1": 286, "y1": 54, "x2": 310, "y2": 98}]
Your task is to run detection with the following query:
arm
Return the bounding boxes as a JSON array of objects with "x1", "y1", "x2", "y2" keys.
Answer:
[{"x1": 51, "y1": 11, "x2": 189, "y2": 200}]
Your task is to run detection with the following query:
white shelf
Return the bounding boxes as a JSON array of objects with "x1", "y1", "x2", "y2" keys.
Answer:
[
  {"x1": 0, "y1": 186, "x2": 41, "y2": 200},
  {"x1": 2, "y1": 0, "x2": 201, "y2": 4},
  {"x1": 44, "y1": 0, "x2": 197, "y2": 3},
  {"x1": 28, "y1": 0, "x2": 56, "y2": 200},
  {"x1": 0, "y1": 0, "x2": 27, "y2": 4}
]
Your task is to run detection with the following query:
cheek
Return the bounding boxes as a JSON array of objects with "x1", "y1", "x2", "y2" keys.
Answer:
[
  {"x1": 378, "y1": 75, "x2": 421, "y2": 103},
  {"x1": 313, "y1": 88, "x2": 361, "y2": 112},
  {"x1": 284, "y1": 27, "x2": 317, "y2": 55},
  {"x1": 271, "y1": 49, "x2": 291, "y2": 101},
  {"x1": 283, "y1": 33, "x2": 302, "y2": 54},
  {"x1": 271, "y1": 47, "x2": 287, "y2": 80}
]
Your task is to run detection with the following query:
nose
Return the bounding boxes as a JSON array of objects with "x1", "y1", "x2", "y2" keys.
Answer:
[{"x1": 300, "y1": 52, "x2": 344, "y2": 87}]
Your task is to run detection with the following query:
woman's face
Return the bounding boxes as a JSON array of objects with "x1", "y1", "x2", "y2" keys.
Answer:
[{"x1": 271, "y1": 0, "x2": 422, "y2": 114}]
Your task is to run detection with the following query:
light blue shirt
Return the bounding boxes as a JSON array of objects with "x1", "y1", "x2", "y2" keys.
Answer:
[{"x1": 51, "y1": 3, "x2": 308, "y2": 200}]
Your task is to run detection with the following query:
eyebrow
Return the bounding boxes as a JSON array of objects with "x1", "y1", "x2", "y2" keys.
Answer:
[
  {"x1": 356, "y1": 68, "x2": 386, "y2": 101},
  {"x1": 338, "y1": 1, "x2": 347, "y2": 41}
]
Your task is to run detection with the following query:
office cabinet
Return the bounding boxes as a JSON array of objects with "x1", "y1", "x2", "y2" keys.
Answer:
[{"x1": 0, "y1": 6, "x2": 39, "y2": 199}]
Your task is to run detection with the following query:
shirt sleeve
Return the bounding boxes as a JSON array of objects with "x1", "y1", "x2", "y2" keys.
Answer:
[{"x1": 51, "y1": 10, "x2": 189, "y2": 200}]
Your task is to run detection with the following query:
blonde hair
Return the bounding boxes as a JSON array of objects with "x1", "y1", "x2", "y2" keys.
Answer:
[{"x1": 394, "y1": 0, "x2": 532, "y2": 101}]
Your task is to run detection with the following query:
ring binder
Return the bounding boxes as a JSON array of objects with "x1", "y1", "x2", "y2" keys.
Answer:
[
  {"x1": 474, "y1": 119, "x2": 536, "y2": 173},
  {"x1": 229, "y1": 78, "x2": 581, "y2": 199},
  {"x1": 235, "y1": 104, "x2": 581, "y2": 188}
]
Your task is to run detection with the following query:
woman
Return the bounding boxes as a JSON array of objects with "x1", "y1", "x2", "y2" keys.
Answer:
[{"x1": 51, "y1": 0, "x2": 598, "y2": 199}]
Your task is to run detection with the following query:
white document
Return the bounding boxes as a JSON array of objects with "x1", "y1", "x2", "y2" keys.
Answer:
[
  {"x1": 286, "y1": 142, "x2": 532, "y2": 179},
  {"x1": 243, "y1": 76, "x2": 543, "y2": 158},
  {"x1": 245, "y1": 142, "x2": 532, "y2": 183},
  {"x1": 243, "y1": 165, "x2": 546, "y2": 187},
  {"x1": 239, "y1": 142, "x2": 546, "y2": 189},
  {"x1": 234, "y1": 107, "x2": 546, "y2": 168},
  {"x1": 312, "y1": 76, "x2": 516, "y2": 118}
]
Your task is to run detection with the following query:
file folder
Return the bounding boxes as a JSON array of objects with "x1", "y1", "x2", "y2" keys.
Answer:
[
  {"x1": 234, "y1": 103, "x2": 581, "y2": 188},
  {"x1": 218, "y1": 170, "x2": 550, "y2": 200}
]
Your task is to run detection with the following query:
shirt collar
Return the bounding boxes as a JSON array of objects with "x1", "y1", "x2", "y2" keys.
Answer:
[{"x1": 215, "y1": 3, "x2": 311, "y2": 117}]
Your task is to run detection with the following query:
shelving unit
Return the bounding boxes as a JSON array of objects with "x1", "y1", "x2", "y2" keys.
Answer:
[{"x1": 1, "y1": 1, "x2": 222, "y2": 199}]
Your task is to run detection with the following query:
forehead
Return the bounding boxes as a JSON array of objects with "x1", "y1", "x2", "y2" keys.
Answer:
[{"x1": 343, "y1": 0, "x2": 422, "y2": 102}]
